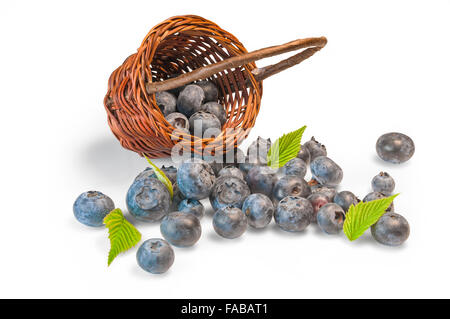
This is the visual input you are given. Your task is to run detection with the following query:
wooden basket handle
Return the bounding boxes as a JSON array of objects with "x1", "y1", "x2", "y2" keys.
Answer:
[{"x1": 146, "y1": 36, "x2": 327, "y2": 94}]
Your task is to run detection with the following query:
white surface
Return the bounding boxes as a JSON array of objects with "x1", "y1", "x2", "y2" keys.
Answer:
[{"x1": 1, "y1": 0, "x2": 449, "y2": 299}]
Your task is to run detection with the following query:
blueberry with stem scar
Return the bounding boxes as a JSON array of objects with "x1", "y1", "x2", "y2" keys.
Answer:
[
  {"x1": 304, "y1": 137, "x2": 327, "y2": 161},
  {"x1": 126, "y1": 177, "x2": 171, "y2": 222},
  {"x1": 273, "y1": 175, "x2": 311, "y2": 204},
  {"x1": 317, "y1": 203, "x2": 345, "y2": 234},
  {"x1": 209, "y1": 176, "x2": 251, "y2": 211},
  {"x1": 275, "y1": 196, "x2": 313, "y2": 232},
  {"x1": 165, "y1": 112, "x2": 189, "y2": 131},
  {"x1": 136, "y1": 238, "x2": 174, "y2": 274},
  {"x1": 73, "y1": 191, "x2": 115, "y2": 227},
  {"x1": 371, "y1": 172, "x2": 395, "y2": 195}
]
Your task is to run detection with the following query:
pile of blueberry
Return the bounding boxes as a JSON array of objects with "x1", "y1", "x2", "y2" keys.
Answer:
[
  {"x1": 156, "y1": 80, "x2": 226, "y2": 137},
  {"x1": 73, "y1": 131, "x2": 414, "y2": 275}
]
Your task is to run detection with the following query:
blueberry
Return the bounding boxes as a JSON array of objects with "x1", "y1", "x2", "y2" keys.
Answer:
[
  {"x1": 307, "y1": 193, "x2": 330, "y2": 222},
  {"x1": 213, "y1": 207, "x2": 247, "y2": 239},
  {"x1": 363, "y1": 192, "x2": 394, "y2": 212},
  {"x1": 178, "y1": 198, "x2": 205, "y2": 220},
  {"x1": 177, "y1": 84, "x2": 205, "y2": 117},
  {"x1": 165, "y1": 112, "x2": 190, "y2": 131},
  {"x1": 376, "y1": 132, "x2": 415, "y2": 164},
  {"x1": 273, "y1": 175, "x2": 311, "y2": 203},
  {"x1": 209, "y1": 176, "x2": 251, "y2": 211},
  {"x1": 297, "y1": 145, "x2": 311, "y2": 164},
  {"x1": 218, "y1": 165, "x2": 244, "y2": 180},
  {"x1": 160, "y1": 212, "x2": 202, "y2": 247},
  {"x1": 310, "y1": 156, "x2": 343, "y2": 187},
  {"x1": 196, "y1": 80, "x2": 219, "y2": 102},
  {"x1": 242, "y1": 193, "x2": 274, "y2": 229},
  {"x1": 126, "y1": 177, "x2": 171, "y2": 222},
  {"x1": 247, "y1": 136, "x2": 271, "y2": 165},
  {"x1": 304, "y1": 137, "x2": 327, "y2": 161},
  {"x1": 177, "y1": 158, "x2": 216, "y2": 200},
  {"x1": 73, "y1": 191, "x2": 115, "y2": 227},
  {"x1": 171, "y1": 182, "x2": 186, "y2": 210},
  {"x1": 155, "y1": 91, "x2": 177, "y2": 116},
  {"x1": 160, "y1": 165, "x2": 178, "y2": 184},
  {"x1": 135, "y1": 165, "x2": 178, "y2": 185},
  {"x1": 134, "y1": 167, "x2": 154, "y2": 182},
  {"x1": 136, "y1": 238, "x2": 174, "y2": 274},
  {"x1": 333, "y1": 191, "x2": 360, "y2": 212},
  {"x1": 202, "y1": 156, "x2": 223, "y2": 176},
  {"x1": 200, "y1": 102, "x2": 227, "y2": 125},
  {"x1": 281, "y1": 158, "x2": 307, "y2": 178},
  {"x1": 371, "y1": 212, "x2": 410, "y2": 246},
  {"x1": 275, "y1": 196, "x2": 313, "y2": 232},
  {"x1": 311, "y1": 186, "x2": 337, "y2": 202},
  {"x1": 189, "y1": 111, "x2": 222, "y2": 137},
  {"x1": 245, "y1": 165, "x2": 277, "y2": 197},
  {"x1": 316, "y1": 203, "x2": 345, "y2": 234},
  {"x1": 371, "y1": 172, "x2": 395, "y2": 195},
  {"x1": 238, "y1": 156, "x2": 258, "y2": 176}
]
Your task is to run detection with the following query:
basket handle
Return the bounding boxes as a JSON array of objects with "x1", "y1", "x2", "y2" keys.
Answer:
[{"x1": 145, "y1": 36, "x2": 327, "y2": 94}]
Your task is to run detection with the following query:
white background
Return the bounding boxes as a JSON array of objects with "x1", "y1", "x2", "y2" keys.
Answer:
[{"x1": 1, "y1": 0, "x2": 449, "y2": 299}]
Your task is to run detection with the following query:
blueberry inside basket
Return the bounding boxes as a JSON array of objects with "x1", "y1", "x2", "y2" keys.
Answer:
[{"x1": 104, "y1": 15, "x2": 327, "y2": 158}]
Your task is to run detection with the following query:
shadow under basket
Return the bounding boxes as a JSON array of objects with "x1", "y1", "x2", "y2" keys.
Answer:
[{"x1": 104, "y1": 15, "x2": 327, "y2": 158}]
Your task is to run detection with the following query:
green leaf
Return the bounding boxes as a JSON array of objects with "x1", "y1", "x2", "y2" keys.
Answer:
[
  {"x1": 343, "y1": 194, "x2": 399, "y2": 241},
  {"x1": 104, "y1": 208, "x2": 142, "y2": 266},
  {"x1": 144, "y1": 155, "x2": 173, "y2": 199},
  {"x1": 267, "y1": 126, "x2": 306, "y2": 169}
]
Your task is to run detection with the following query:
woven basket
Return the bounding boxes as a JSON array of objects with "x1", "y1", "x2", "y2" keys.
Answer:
[{"x1": 104, "y1": 15, "x2": 327, "y2": 158}]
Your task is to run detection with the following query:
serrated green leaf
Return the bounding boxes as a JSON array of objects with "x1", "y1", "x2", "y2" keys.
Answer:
[
  {"x1": 144, "y1": 155, "x2": 173, "y2": 199},
  {"x1": 267, "y1": 126, "x2": 306, "y2": 169},
  {"x1": 343, "y1": 194, "x2": 399, "y2": 241},
  {"x1": 104, "y1": 208, "x2": 142, "y2": 266}
]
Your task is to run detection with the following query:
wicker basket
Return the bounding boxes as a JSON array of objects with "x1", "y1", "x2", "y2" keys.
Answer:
[{"x1": 104, "y1": 15, "x2": 326, "y2": 158}]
